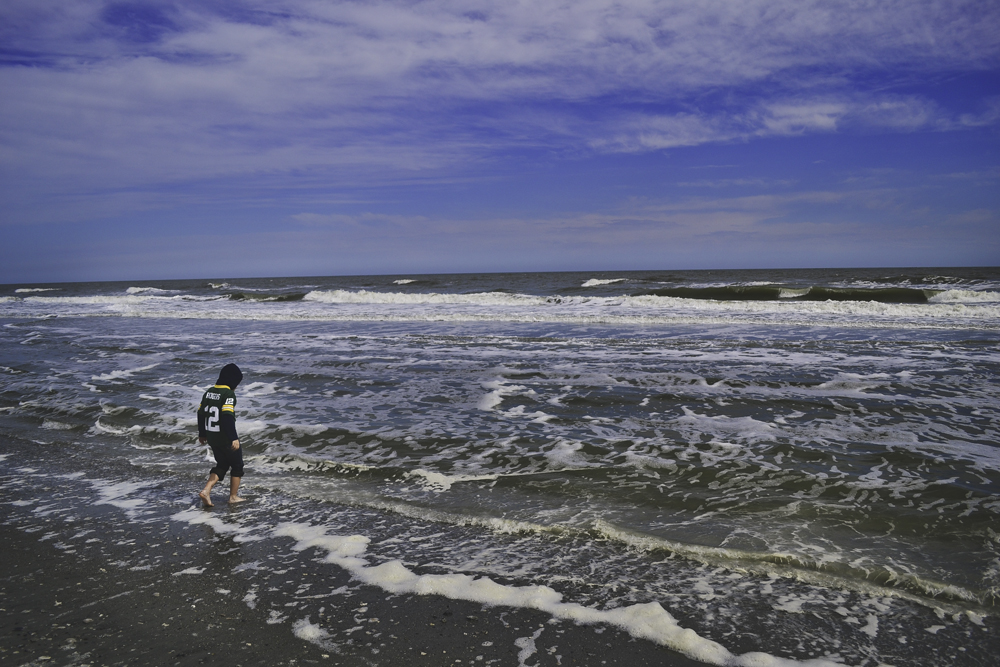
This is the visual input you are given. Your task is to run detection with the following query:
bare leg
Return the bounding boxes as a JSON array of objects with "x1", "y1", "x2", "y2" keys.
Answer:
[
  {"x1": 229, "y1": 476, "x2": 245, "y2": 504},
  {"x1": 200, "y1": 473, "x2": 219, "y2": 507}
]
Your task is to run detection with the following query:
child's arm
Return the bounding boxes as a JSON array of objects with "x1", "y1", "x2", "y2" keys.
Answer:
[{"x1": 196, "y1": 400, "x2": 207, "y2": 444}]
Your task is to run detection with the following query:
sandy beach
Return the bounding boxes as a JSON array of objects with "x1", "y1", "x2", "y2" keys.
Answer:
[{"x1": 1, "y1": 434, "x2": 703, "y2": 667}]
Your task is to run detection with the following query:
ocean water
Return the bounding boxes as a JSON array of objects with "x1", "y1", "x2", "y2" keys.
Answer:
[{"x1": 2, "y1": 267, "x2": 999, "y2": 665}]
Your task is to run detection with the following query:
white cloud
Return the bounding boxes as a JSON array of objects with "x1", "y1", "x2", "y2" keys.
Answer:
[
  {"x1": 958, "y1": 97, "x2": 1000, "y2": 128},
  {"x1": 758, "y1": 101, "x2": 847, "y2": 135},
  {"x1": 282, "y1": 187, "x2": 936, "y2": 251},
  {"x1": 677, "y1": 178, "x2": 797, "y2": 188},
  {"x1": 0, "y1": 0, "x2": 998, "y2": 214}
]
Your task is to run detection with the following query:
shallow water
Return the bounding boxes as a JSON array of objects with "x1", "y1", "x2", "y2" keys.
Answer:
[{"x1": 2, "y1": 267, "x2": 998, "y2": 665}]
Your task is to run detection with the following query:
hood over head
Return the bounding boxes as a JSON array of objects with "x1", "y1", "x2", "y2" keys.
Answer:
[{"x1": 217, "y1": 363, "x2": 243, "y2": 390}]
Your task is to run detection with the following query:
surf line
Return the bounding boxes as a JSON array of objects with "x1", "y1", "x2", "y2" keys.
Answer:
[{"x1": 272, "y1": 521, "x2": 843, "y2": 667}]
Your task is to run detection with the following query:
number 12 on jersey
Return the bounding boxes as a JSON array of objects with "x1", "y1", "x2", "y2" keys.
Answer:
[{"x1": 205, "y1": 406, "x2": 220, "y2": 432}]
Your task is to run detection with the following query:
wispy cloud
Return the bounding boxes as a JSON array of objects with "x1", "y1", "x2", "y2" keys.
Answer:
[
  {"x1": 281, "y1": 184, "x2": 981, "y2": 250},
  {"x1": 1, "y1": 1, "x2": 997, "y2": 279},
  {"x1": 1, "y1": 0, "x2": 998, "y2": 198}
]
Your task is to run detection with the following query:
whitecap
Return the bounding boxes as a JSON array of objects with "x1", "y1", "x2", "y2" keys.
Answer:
[
  {"x1": 928, "y1": 289, "x2": 1000, "y2": 304},
  {"x1": 304, "y1": 289, "x2": 550, "y2": 307},
  {"x1": 581, "y1": 278, "x2": 626, "y2": 287},
  {"x1": 92, "y1": 363, "x2": 160, "y2": 382}
]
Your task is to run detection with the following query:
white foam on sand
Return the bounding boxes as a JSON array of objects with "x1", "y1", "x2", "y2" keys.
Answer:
[
  {"x1": 89, "y1": 480, "x2": 147, "y2": 514},
  {"x1": 515, "y1": 628, "x2": 543, "y2": 666},
  {"x1": 171, "y1": 508, "x2": 265, "y2": 542},
  {"x1": 274, "y1": 522, "x2": 844, "y2": 666},
  {"x1": 292, "y1": 617, "x2": 338, "y2": 651},
  {"x1": 243, "y1": 588, "x2": 258, "y2": 609},
  {"x1": 293, "y1": 617, "x2": 329, "y2": 641}
]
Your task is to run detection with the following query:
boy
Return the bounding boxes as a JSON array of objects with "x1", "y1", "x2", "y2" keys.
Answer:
[{"x1": 197, "y1": 363, "x2": 246, "y2": 507}]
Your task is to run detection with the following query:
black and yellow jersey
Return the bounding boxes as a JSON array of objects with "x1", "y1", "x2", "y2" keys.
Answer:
[{"x1": 197, "y1": 384, "x2": 239, "y2": 448}]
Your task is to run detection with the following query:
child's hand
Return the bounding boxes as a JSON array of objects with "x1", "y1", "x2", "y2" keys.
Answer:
[{"x1": 232, "y1": 439, "x2": 240, "y2": 451}]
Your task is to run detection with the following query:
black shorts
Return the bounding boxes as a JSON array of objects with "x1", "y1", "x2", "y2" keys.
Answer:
[{"x1": 209, "y1": 442, "x2": 245, "y2": 480}]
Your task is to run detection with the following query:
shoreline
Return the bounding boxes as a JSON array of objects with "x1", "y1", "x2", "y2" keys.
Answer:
[
  {"x1": 0, "y1": 524, "x2": 705, "y2": 667},
  {"x1": 0, "y1": 437, "x2": 705, "y2": 667}
]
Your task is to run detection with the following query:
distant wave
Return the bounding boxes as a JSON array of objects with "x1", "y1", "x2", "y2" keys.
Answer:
[
  {"x1": 14, "y1": 287, "x2": 60, "y2": 293},
  {"x1": 22, "y1": 295, "x2": 155, "y2": 304},
  {"x1": 928, "y1": 289, "x2": 1000, "y2": 304},
  {"x1": 581, "y1": 278, "x2": 626, "y2": 288},
  {"x1": 304, "y1": 289, "x2": 551, "y2": 306},
  {"x1": 5, "y1": 286, "x2": 999, "y2": 329},
  {"x1": 225, "y1": 291, "x2": 307, "y2": 302},
  {"x1": 634, "y1": 285, "x2": 944, "y2": 304},
  {"x1": 126, "y1": 286, "x2": 178, "y2": 295},
  {"x1": 847, "y1": 274, "x2": 976, "y2": 288},
  {"x1": 14, "y1": 293, "x2": 225, "y2": 306},
  {"x1": 390, "y1": 278, "x2": 439, "y2": 288}
]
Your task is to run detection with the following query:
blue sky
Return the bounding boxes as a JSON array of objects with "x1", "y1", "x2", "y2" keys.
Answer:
[{"x1": 1, "y1": 0, "x2": 998, "y2": 283}]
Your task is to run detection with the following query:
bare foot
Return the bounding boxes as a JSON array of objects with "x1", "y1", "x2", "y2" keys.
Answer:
[
  {"x1": 229, "y1": 496, "x2": 247, "y2": 504},
  {"x1": 199, "y1": 490, "x2": 213, "y2": 507}
]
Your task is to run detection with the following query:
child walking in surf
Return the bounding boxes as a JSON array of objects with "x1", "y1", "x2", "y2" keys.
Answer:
[{"x1": 197, "y1": 363, "x2": 246, "y2": 507}]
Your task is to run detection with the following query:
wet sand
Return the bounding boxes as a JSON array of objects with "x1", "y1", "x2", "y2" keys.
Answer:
[
  {"x1": 0, "y1": 524, "x2": 705, "y2": 667},
  {"x1": 0, "y1": 436, "x2": 704, "y2": 667}
]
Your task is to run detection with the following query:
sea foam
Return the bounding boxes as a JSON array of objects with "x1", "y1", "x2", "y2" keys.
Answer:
[{"x1": 273, "y1": 521, "x2": 843, "y2": 666}]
